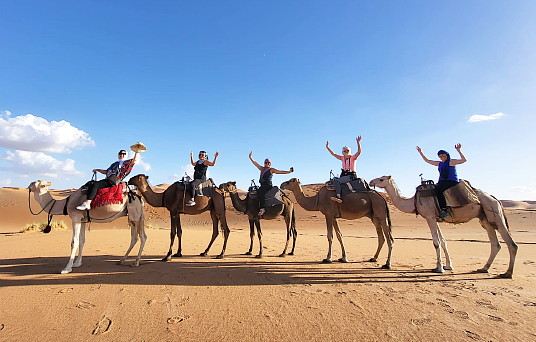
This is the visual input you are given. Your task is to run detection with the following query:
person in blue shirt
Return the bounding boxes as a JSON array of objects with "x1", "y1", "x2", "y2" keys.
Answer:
[{"x1": 416, "y1": 143, "x2": 467, "y2": 219}]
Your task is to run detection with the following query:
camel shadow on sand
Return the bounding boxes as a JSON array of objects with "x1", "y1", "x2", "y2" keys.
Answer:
[{"x1": 0, "y1": 254, "x2": 508, "y2": 288}]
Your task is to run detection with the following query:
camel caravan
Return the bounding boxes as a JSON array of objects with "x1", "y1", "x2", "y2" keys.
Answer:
[{"x1": 27, "y1": 139, "x2": 518, "y2": 278}]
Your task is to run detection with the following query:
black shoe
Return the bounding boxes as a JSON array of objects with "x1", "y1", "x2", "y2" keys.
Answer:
[{"x1": 438, "y1": 209, "x2": 449, "y2": 219}]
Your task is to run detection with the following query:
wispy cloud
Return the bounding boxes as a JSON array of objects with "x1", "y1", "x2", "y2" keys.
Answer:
[
  {"x1": 0, "y1": 178, "x2": 12, "y2": 187},
  {"x1": 1, "y1": 150, "x2": 82, "y2": 178},
  {"x1": 512, "y1": 186, "x2": 536, "y2": 194},
  {"x1": 468, "y1": 112, "x2": 504, "y2": 123},
  {"x1": 0, "y1": 112, "x2": 94, "y2": 153}
]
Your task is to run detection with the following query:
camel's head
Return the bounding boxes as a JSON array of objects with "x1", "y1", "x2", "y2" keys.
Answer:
[
  {"x1": 369, "y1": 176, "x2": 391, "y2": 189},
  {"x1": 28, "y1": 180, "x2": 52, "y2": 195},
  {"x1": 128, "y1": 174, "x2": 149, "y2": 191},
  {"x1": 280, "y1": 178, "x2": 300, "y2": 191},
  {"x1": 219, "y1": 181, "x2": 237, "y2": 193}
]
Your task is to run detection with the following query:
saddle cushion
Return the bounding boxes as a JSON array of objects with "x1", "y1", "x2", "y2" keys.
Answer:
[
  {"x1": 248, "y1": 186, "x2": 284, "y2": 206},
  {"x1": 444, "y1": 179, "x2": 480, "y2": 207},
  {"x1": 340, "y1": 178, "x2": 370, "y2": 195},
  {"x1": 91, "y1": 183, "x2": 124, "y2": 208},
  {"x1": 175, "y1": 178, "x2": 215, "y2": 197}
]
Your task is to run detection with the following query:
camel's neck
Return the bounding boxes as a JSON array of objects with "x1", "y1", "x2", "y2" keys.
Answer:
[
  {"x1": 32, "y1": 190, "x2": 66, "y2": 215},
  {"x1": 384, "y1": 181, "x2": 416, "y2": 213},
  {"x1": 138, "y1": 183, "x2": 165, "y2": 207},
  {"x1": 229, "y1": 191, "x2": 247, "y2": 213},
  {"x1": 289, "y1": 185, "x2": 318, "y2": 211}
]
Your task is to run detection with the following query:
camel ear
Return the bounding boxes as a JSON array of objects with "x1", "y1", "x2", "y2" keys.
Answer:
[
  {"x1": 146, "y1": 175, "x2": 149, "y2": 180},
  {"x1": 387, "y1": 176, "x2": 392, "y2": 179},
  {"x1": 231, "y1": 181, "x2": 236, "y2": 185}
]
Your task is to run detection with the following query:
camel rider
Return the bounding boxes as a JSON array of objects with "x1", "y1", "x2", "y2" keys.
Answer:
[
  {"x1": 186, "y1": 150, "x2": 219, "y2": 206},
  {"x1": 249, "y1": 151, "x2": 294, "y2": 216},
  {"x1": 76, "y1": 149, "x2": 140, "y2": 210},
  {"x1": 326, "y1": 136, "x2": 362, "y2": 203},
  {"x1": 416, "y1": 144, "x2": 467, "y2": 219}
]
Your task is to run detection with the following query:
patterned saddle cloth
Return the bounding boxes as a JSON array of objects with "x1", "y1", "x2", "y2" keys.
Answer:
[{"x1": 91, "y1": 183, "x2": 126, "y2": 208}]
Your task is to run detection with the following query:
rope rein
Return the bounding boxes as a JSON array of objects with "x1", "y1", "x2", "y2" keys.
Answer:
[{"x1": 28, "y1": 188, "x2": 56, "y2": 216}]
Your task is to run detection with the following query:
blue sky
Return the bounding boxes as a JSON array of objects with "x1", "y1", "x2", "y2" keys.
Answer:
[{"x1": 1, "y1": 1, "x2": 535, "y2": 200}]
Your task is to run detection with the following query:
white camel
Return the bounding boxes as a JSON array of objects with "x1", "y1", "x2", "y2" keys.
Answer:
[
  {"x1": 369, "y1": 176, "x2": 518, "y2": 278},
  {"x1": 28, "y1": 180, "x2": 146, "y2": 274}
]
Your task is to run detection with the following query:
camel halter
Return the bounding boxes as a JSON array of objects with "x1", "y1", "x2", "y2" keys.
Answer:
[{"x1": 27, "y1": 188, "x2": 56, "y2": 233}]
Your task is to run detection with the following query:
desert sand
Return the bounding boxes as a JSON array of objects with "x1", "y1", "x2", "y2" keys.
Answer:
[{"x1": 0, "y1": 184, "x2": 535, "y2": 341}]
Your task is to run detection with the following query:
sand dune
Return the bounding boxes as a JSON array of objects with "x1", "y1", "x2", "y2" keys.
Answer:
[{"x1": 1, "y1": 185, "x2": 535, "y2": 341}]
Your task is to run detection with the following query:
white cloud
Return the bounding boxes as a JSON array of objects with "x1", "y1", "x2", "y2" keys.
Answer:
[
  {"x1": 0, "y1": 113, "x2": 94, "y2": 153},
  {"x1": 1, "y1": 150, "x2": 82, "y2": 178},
  {"x1": 468, "y1": 112, "x2": 504, "y2": 123},
  {"x1": 1, "y1": 110, "x2": 11, "y2": 117},
  {"x1": 512, "y1": 186, "x2": 536, "y2": 194},
  {"x1": 0, "y1": 178, "x2": 12, "y2": 187}
]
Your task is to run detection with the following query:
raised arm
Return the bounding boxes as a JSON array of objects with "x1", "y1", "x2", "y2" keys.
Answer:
[
  {"x1": 353, "y1": 136, "x2": 362, "y2": 158},
  {"x1": 204, "y1": 152, "x2": 219, "y2": 166},
  {"x1": 190, "y1": 151, "x2": 196, "y2": 166},
  {"x1": 326, "y1": 141, "x2": 342, "y2": 159},
  {"x1": 249, "y1": 151, "x2": 262, "y2": 170},
  {"x1": 450, "y1": 143, "x2": 467, "y2": 166},
  {"x1": 271, "y1": 167, "x2": 294, "y2": 175},
  {"x1": 416, "y1": 146, "x2": 439, "y2": 166}
]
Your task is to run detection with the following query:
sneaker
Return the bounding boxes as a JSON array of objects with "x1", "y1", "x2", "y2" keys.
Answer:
[
  {"x1": 330, "y1": 196, "x2": 343, "y2": 203},
  {"x1": 438, "y1": 209, "x2": 449, "y2": 219},
  {"x1": 76, "y1": 201, "x2": 91, "y2": 210},
  {"x1": 258, "y1": 208, "x2": 265, "y2": 216},
  {"x1": 186, "y1": 200, "x2": 196, "y2": 207}
]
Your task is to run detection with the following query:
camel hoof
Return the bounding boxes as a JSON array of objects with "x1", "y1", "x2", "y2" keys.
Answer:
[
  {"x1": 172, "y1": 253, "x2": 182, "y2": 258},
  {"x1": 161, "y1": 257, "x2": 171, "y2": 262},
  {"x1": 337, "y1": 258, "x2": 348, "y2": 263},
  {"x1": 215, "y1": 254, "x2": 224, "y2": 259},
  {"x1": 244, "y1": 252, "x2": 252, "y2": 255},
  {"x1": 369, "y1": 258, "x2": 377, "y2": 262},
  {"x1": 322, "y1": 259, "x2": 332, "y2": 264},
  {"x1": 60, "y1": 269, "x2": 72, "y2": 274},
  {"x1": 131, "y1": 262, "x2": 140, "y2": 267},
  {"x1": 288, "y1": 252, "x2": 294, "y2": 256},
  {"x1": 381, "y1": 264, "x2": 391, "y2": 269},
  {"x1": 116, "y1": 260, "x2": 124, "y2": 265},
  {"x1": 278, "y1": 253, "x2": 286, "y2": 257},
  {"x1": 444, "y1": 266, "x2": 453, "y2": 271},
  {"x1": 476, "y1": 268, "x2": 489, "y2": 274},
  {"x1": 499, "y1": 273, "x2": 513, "y2": 279},
  {"x1": 432, "y1": 267, "x2": 445, "y2": 273},
  {"x1": 200, "y1": 252, "x2": 208, "y2": 257},
  {"x1": 72, "y1": 262, "x2": 82, "y2": 268},
  {"x1": 255, "y1": 254, "x2": 263, "y2": 259}
]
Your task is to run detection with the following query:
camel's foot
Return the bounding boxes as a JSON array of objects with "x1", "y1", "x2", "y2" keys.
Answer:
[
  {"x1": 322, "y1": 259, "x2": 332, "y2": 264},
  {"x1": 369, "y1": 258, "x2": 377, "y2": 262},
  {"x1": 161, "y1": 256, "x2": 172, "y2": 262},
  {"x1": 244, "y1": 251, "x2": 253, "y2": 256},
  {"x1": 172, "y1": 253, "x2": 182, "y2": 258},
  {"x1": 131, "y1": 261, "x2": 140, "y2": 267},
  {"x1": 60, "y1": 268, "x2": 72, "y2": 274},
  {"x1": 278, "y1": 253, "x2": 286, "y2": 257},
  {"x1": 432, "y1": 266, "x2": 445, "y2": 273},
  {"x1": 444, "y1": 266, "x2": 453, "y2": 271},
  {"x1": 499, "y1": 273, "x2": 513, "y2": 279},
  {"x1": 476, "y1": 268, "x2": 489, "y2": 274},
  {"x1": 200, "y1": 252, "x2": 208, "y2": 257},
  {"x1": 215, "y1": 254, "x2": 224, "y2": 259},
  {"x1": 116, "y1": 260, "x2": 125, "y2": 265},
  {"x1": 72, "y1": 261, "x2": 82, "y2": 268},
  {"x1": 381, "y1": 264, "x2": 391, "y2": 269},
  {"x1": 288, "y1": 252, "x2": 294, "y2": 256},
  {"x1": 337, "y1": 257, "x2": 348, "y2": 263},
  {"x1": 255, "y1": 254, "x2": 263, "y2": 259}
]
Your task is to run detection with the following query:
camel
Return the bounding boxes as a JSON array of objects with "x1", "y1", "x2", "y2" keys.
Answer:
[
  {"x1": 369, "y1": 176, "x2": 518, "y2": 278},
  {"x1": 280, "y1": 178, "x2": 393, "y2": 268},
  {"x1": 219, "y1": 181, "x2": 297, "y2": 258},
  {"x1": 128, "y1": 174, "x2": 230, "y2": 260},
  {"x1": 28, "y1": 180, "x2": 146, "y2": 274}
]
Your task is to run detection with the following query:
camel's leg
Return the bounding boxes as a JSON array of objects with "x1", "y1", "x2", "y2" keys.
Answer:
[
  {"x1": 173, "y1": 215, "x2": 183, "y2": 258},
  {"x1": 373, "y1": 217, "x2": 393, "y2": 269},
  {"x1": 118, "y1": 220, "x2": 139, "y2": 265},
  {"x1": 201, "y1": 211, "x2": 220, "y2": 257},
  {"x1": 369, "y1": 218, "x2": 385, "y2": 262},
  {"x1": 332, "y1": 219, "x2": 348, "y2": 263},
  {"x1": 245, "y1": 219, "x2": 255, "y2": 255},
  {"x1": 255, "y1": 219, "x2": 263, "y2": 258},
  {"x1": 216, "y1": 214, "x2": 230, "y2": 259},
  {"x1": 73, "y1": 222, "x2": 86, "y2": 268},
  {"x1": 436, "y1": 226, "x2": 453, "y2": 270},
  {"x1": 163, "y1": 214, "x2": 178, "y2": 261},
  {"x1": 475, "y1": 217, "x2": 501, "y2": 274},
  {"x1": 322, "y1": 216, "x2": 334, "y2": 263},
  {"x1": 61, "y1": 221, "x2": 82, "y2": 274},
  {"x1": 132, "y1": 220, "x2": 147, "y2": 267},
  {"x1": 425, "y1": 218, "x2": 445, "y2": 273},
  {"x1": 289, "y1": 208, "x2": 297, "y2": 256},
  {"x1": 495, "y1": 219, "x2": 518, "y2": 279},
  {"x1": 279, "y1": 210, "x2": 292, "y2": 257}
]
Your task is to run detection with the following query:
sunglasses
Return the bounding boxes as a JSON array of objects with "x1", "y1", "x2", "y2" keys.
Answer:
[{"x1": 119, "y1": 153, "x2": 127, "y2": 155}]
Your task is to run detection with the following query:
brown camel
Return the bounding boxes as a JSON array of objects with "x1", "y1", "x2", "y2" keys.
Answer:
[
  {"x1": 369, "y1": 176, "x2": 518, "y2": 278},
  {"x1": 28, "y1": 180, "x2": 146, "y2": 274},
  {"x1": 128, "y1": 174, "x2": 230, "y2": 260},
  {"x1": 219, "y1": 181, "x2": 297, "y2": 258},
  {"x1": 280, "y1": 178, "x2": 393, "y2": 268}
]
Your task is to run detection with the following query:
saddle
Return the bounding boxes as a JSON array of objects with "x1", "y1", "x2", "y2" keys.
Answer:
[
  {"x1": 174, "y1": 178, "x2": 216, "y2": 197},
  {"x1": 325, "y1": 177, "x2": 371, "y2": 195},
  {"x1": 248, "y1": 186, "x2": 285, "y2": 207},
  {"x1": 415, "y1": 179, "x2": 480, "y2": 219}
]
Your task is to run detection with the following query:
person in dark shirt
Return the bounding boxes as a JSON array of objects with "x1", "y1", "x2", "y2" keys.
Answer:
[{"x1": 186, "y1": 150, "x2": 219, "y2": 206}]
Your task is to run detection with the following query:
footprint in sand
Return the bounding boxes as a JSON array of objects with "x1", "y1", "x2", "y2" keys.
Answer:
[
  {"x1": 58, "y1": 288, "x2": 74, "y2": 294},
  {"x1": 0, "y1": 324, "x2": 4, "y2": 331},
  {"x1": 410, "y1": 318, "x2": 431, "y2": 326},
  {"x1": 76, "y1": 301, "x2": 96, "y2": 310},
  {"x1": 452, "y1": 311, "x2": 469, "y2": 320},
  {"x1": 476, "y1": 299, "x2": 497, "y2": 310},
  {"x1": 464, "y1": 330, "x2": 483, "y2": 341},
  {"x1": 167, "y1": 316, "x2": 188, "y2": 324},
  {"x1": 92, "y1": 316, "x2": 112, "y2": 335}
]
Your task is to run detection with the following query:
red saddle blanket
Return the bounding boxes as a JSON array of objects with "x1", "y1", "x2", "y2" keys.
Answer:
[{"x1": 91, "y1": 183, "x2": 124, "y2": 208}]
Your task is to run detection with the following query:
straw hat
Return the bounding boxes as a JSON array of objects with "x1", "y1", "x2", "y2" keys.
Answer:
[{"x1": 130, "y1": 142, "x2": 147, "y2": 153}]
